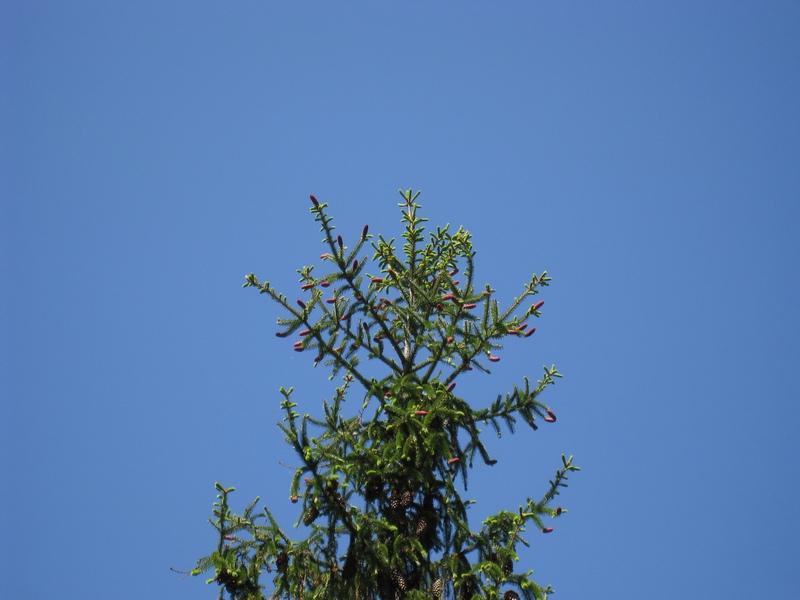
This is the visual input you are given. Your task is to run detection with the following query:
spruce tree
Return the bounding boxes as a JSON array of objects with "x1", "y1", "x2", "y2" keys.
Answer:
[{"x1": 190, "y1": 190, "x2": 579, "y2": 600}]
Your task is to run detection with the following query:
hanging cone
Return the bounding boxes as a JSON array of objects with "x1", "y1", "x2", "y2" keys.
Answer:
[
  {"x1": 276, "y1": 551, "x2": 289, "y2": 572},
  {"x1": 415, "y1": 515, "x2": 430, "y2": 538},
  {"x1": 391, "y1": 568, "x2": 407, "y2": 592},
  {"x1": 432, "y1": 577, "x2": 444, "y2": 598},
  {"x1": 503, "y1": 558, "x2": 513, "y2": 575},
  {"x1": 302, "y1": 506, "x2": 319, "y2": 525}
]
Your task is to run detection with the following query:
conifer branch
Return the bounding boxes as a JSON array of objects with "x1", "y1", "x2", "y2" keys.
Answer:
[{"x1": 195, "y1": 191, "x2": 578, "y2": 600}]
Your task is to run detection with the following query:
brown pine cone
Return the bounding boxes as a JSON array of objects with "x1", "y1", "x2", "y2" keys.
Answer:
[
  {"x1": 415, "y1": 515, "x2": 430, "y2": 537},
  {"x1": 276, "y1": 551, "x2": 289, "y2": 572},
  {"x1": 432, "y1": 577, "x2": 444, "y2": 597},
  {"x1": 391, "y1": 568, "x2": 407, "y2": 591},
  {"x1": 302, "y1": 506, "x2": 319, "y2": 525},
  {"x1": 503, "y1": 558, "x2": 513, "y2": 575}
]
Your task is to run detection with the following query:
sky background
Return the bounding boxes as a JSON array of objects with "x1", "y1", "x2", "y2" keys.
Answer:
[{"x1": 3, "y1": 2, "x2": 799, "y2": 599}]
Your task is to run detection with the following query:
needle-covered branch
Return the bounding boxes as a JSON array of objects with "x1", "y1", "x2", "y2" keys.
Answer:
[{"x1": 191, "y1": 191, "x2": 579, "y2": 600}]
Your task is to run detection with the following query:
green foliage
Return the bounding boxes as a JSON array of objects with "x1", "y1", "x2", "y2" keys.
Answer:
[{"x1": 190, "y1": 190, "x2": 579, "y2": 600}]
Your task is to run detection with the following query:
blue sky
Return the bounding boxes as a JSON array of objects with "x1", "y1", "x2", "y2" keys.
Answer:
[{"x1": 3, "y1": 2, "x2": 799, "y2": 598}]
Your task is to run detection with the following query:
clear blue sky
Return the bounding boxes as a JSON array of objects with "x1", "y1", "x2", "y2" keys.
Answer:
[{"x1": 3, "y1": 2, "x2": 799, "y2": 599}]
